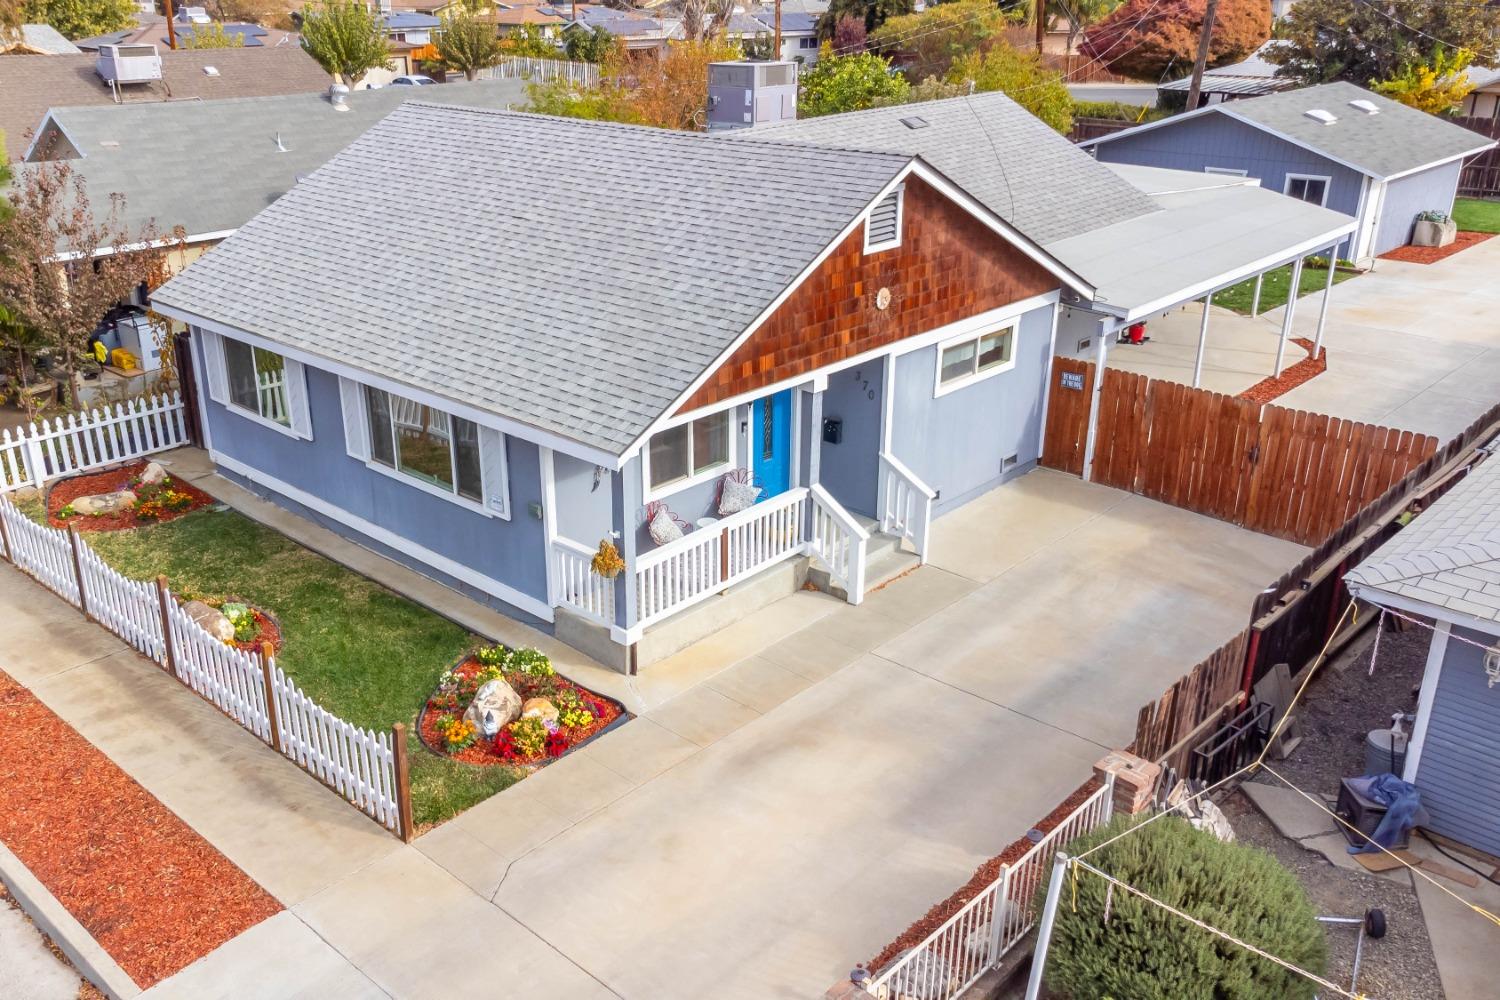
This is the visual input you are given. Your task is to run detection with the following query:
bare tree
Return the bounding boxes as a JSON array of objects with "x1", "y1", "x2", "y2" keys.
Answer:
[{"x1": 680, "y1": 0, "x2": 734, "y2": 43}]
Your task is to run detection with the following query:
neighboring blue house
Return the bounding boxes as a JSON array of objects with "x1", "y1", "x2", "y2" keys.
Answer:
[
  {"x1": 1345, "y1": 454, "x2": 1500, "y2": 859},
  {"x1": 1084, "y1": 82, "x2": 1495, "y2": 262}
]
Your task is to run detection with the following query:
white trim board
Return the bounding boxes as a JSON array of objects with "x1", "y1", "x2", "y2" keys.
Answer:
[
  {"x1": 210, "y1": 450, "x2": 554, "y2": 623},
  {"x1": 1404, "y1": 620, "x2": 1450, "y2": 784}
]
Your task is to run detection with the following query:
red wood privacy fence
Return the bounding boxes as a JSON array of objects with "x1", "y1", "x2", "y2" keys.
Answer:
[
  {"x1": 1453, "y1": 117, "x2": 1500, "y2": 199},
  {"x1": 1040, "y1": 359, "x2": 1439, "y2": 547}
]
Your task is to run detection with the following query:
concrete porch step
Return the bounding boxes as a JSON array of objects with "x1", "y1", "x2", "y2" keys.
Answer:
[{"x1": 808, "y1": 521, "x2": 919, "y2": 602}]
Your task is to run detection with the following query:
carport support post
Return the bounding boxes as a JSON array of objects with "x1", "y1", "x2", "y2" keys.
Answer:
[
  {"x1": 1025, "y1": 852, "x2": 1071, "y2": 1000},
  {"x1": 1313, "y1": 246, "x2": 1337, "y2": 358},
  {"x1": 1193, "y1": 293, "x2": 1212, "y2": 389},
  {"x1": 1273, "y1": 256, "x2": 1304, "y2": 378},
  {"x1": 1081, "y1": 321, "x2": 1111, "y2": 482},
  {"x1": 1250, "y1": 272, "x2": 1263, "y2": 318}
]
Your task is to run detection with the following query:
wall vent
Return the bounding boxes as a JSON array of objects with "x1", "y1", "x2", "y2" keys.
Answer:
[
  {"x1": 1003, "y1": 454, "x2": 1019, "y2": 469},
  {"x1": 1077, "y1": 337, "x2": 1092, "y2": 353},
  {"x1": 864, "y1": 188, "x2": 902, "y2": 251}
]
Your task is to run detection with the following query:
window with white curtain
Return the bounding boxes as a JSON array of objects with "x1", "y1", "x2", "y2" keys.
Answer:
[
  {"x1": 936, "y1": 324, "x2": 1017, "y2": 395},
  {"x1": 647, "y1": 410, "x2": 732, "y2": 494}
]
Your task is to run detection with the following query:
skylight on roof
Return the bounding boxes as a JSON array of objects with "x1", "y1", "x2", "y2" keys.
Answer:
[
  {"x1": 1304, "y1": 109, "x2": 1337, "y2": 125},
  {"x1": 900, "y1": 116, "x2": 929, "y2": 129},
  {"x1": 1348, "y1": 98, "x2": 1379, "y2": 115}
]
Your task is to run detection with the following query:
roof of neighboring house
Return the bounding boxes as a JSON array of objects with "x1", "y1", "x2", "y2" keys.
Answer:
[
  {"x1": 21, "y1": 79, "x2": 527, "y2": 243},
  {"x1": 74, "y1": 15, "x2": 299, "y2": 50},
  {"x1": 1089, "y1": 82, "x2": 1498, "y2": 180},
  {"x1": 487, "y1": 6, "x2": 567, "y2": 26},
  {"x1": 1346, "y1": 454, "x2": 1500, "y2": 630},
  {"x1": 1157, "y1": 74, "x2": 1294, "y2": 96},
  {"x1": 1465, "y1": 65, "x2": 1500, "y2": 91},
  {"x1": 0, "y1": 46, "x2": 332, "y2": 160},
  {"x1": 152, "y1": 104, "x2": 923, "y2": 455},
  {"x1": 382, "y1": 12, "x2": 442, "y2": 30},
  {"x1": 3, "y1": 24, "x2": 83, "y2": 54}
]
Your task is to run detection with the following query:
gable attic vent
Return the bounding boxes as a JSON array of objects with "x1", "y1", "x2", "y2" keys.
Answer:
[
  {"x1": 864, "y1": 188, "x2": 902, "y2": 251},
  {"x1": 1348, "y1": 98, "x2": 1379, "y2": 115},
  {"x1": 1304, "y1": 109, "x2": 1338, "y2": 125}
]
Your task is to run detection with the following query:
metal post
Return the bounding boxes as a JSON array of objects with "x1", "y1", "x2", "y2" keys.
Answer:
[
  {"x1": 155, "y1": 574, "x2": 179, "y2": 678},
  {"x1": 1250, "y1": 272, "x2": 1264, "y2": 318},
  {"x1": 1081, "y1": 320, "x2": 1110, "y2": 482},
  {"x1": 0, "y1": 498, "x2": 13, "y2": 562},
  {"x1": 986, "y1": 863, "x2": 1012, "y2": 966},
  {"x1": 66, "y1": 525, "x2": 89, "y2": 620},
  {"x1": 1313, "y1": 246, "x2": 1337, "y2": 358},
  {"x1": 1273, "y1": 257, "x2": 1304, "y2": 378},
  {"x1": 1193, "y1": 293, "x2": 1213, "y2": 389},
  {"x1": 1025, "y1": 852, "x2": 1071, "y2": 1000}
]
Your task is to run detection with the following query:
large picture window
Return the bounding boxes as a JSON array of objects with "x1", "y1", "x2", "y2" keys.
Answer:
[
  {"x1": 648, "y1": 410, "x2": 731, "y2": 493},
  {"x1": 224, "y1": 339, "x2": 290, "y2": 426},
  {"x1": 937, "y1": 324, "x2": 1016, "y2": 394},
  {"x1": 364, "y1": 386, "x2": 484, "y2": 502}
]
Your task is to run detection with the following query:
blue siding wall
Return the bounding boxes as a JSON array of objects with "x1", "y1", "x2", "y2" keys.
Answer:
[
  {"x1": 198, "y1": 340, "x2": 551, "y2": 614},
  {"x1": 1095, "y1": 113, "x2": 1365, "y2": 258},
  {"x1": 554, "y1": 452, "x2": 612, "y2": 545},
  {"x1": 1414, "y1": 624, "x2": 1500, "y2": 858},
  {"x1": 820, "y1": 360, "x2": 885, "y2": 518},
  {"x1": 889, "y1": 303, "x2": 1051, "y2": 517},
  {"x1": 1374, "y1": 160, "x2": 1463, "y2": 255}
]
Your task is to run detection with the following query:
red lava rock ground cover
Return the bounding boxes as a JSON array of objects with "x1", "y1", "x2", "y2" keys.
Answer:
[
  {"x1": 1237, "y1": 337, "x2": 1326, "y2": 406},
  {"x1": 46, "y1": 460, "x2": 214, "y2": 532},
  {"x1": 1380, "y1": 231, "x2": 1493, "y2": 265},
  {"x1": 418, "y1": 655, "x2": 622, "y2": 767},
  {"x1": 0, "y1": 669, "x2": 280, "y2": 988},
  {"x1": 867, "y1": 778, "x2": 1101, "y2": 971}
]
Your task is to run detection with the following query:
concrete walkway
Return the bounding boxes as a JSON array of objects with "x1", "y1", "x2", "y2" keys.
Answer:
[{"x1": 0, "y1": 891, "x2": 81, "y2": 1000}]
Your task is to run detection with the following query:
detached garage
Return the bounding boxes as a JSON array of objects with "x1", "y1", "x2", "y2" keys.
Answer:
[{"x1": 1084, "y1": 82, "x2": 1496, "y2": 263}]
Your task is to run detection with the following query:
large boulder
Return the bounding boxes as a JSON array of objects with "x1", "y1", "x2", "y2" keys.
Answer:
[
  {"x1": 464, "y1": 678, "x2": 522, "y2": 738},
  {"x1": 139, "y1": 462, "x2": 168, "y2": 485},
  {"x1": 182, "y1": 600, "x2": 235, "y2": 643},
  {"x1": 72, "y1": 490, "x2": 136, "y2": 516}
]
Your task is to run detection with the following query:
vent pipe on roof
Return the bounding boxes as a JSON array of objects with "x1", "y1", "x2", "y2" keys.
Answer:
[
  {"x1": 329, "y1": 83, "x2": 350, "y2": 110},
  {"x1": 275, "y1": 132, "x2": 288, "y2": 152}
]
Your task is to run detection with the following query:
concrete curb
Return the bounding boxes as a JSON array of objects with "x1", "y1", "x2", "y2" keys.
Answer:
[{"x1": 0, "y1": 839, "x2": 141, "y2": 999}]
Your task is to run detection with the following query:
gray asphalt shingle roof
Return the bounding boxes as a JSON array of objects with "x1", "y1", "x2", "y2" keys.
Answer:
[
  {"x1": 153, "y1": 103, "x2": 913, "y2": 456},
  {"x1": 23, "y1": 79, "x2": 528, "y2": 243},
  {"x1": 1347, "y1": 455, "x2": 1500, "y2": 628},
  {"x1": 731, "y1": 92, "x2": 1161, "y2": 246}
]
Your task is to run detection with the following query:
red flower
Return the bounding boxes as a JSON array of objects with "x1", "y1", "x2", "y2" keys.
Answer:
[
  {"x1": 494, "y1": 728, "x2": 520, "y2": 761},
  {"x1": 545, "y1": 731, "x2": 568, "y2": 758}
]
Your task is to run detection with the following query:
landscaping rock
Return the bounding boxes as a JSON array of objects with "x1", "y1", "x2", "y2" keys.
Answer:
[
  {"x1": 182, "y1": 600, "x2": 236, "y2": 643},
  {"x1": 139, "y1": 462, "x2": 168, "y2": 485},
  {"x1": 521, "y1": 697, "x2": 559, "y2": 725},
  {"x1": 72, "y1": 490, "x2": 137, "y2": 516},
  {"x1": 464, "y1": 678, "x2": 522, "y2": 738}
]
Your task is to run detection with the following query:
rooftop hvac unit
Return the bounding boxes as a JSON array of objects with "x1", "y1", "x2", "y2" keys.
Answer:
[
  {"x1": 706, "y1": 60, "x2": 798, "y2": 132},
  {"x1": 95, "y1": 44, "x2": 163, "y2": 85}
]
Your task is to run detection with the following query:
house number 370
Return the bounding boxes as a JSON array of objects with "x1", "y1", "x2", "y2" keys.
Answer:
[{"x1": 851, "y1": 370, "x2": 875, "y2": 400}]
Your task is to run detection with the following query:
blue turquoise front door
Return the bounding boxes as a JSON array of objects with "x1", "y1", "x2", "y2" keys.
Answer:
[{"x1": 752, "y1": 389, "x2": 792, "y2": 497}]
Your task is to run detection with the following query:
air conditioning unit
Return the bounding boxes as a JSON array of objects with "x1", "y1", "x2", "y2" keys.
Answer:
[{"x1": 95, "y1": 44, "x2": 163, "y2": 86}]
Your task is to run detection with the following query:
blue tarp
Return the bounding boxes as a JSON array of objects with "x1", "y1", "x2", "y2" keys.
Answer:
[{"x1": 1345, "y1": 773, "x2": 1428, "y2": 854}]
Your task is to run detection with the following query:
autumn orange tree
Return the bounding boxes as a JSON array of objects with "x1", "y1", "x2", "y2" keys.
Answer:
[
  {"x1": 527, "y1": 36, "x2": 743, "y2": 130},
  {"x1": 1079, "y1": 0, "x2": 1268, "y2": 81}
]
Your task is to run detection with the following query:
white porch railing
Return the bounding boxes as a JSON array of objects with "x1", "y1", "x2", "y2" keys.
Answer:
[
  {"x1": 877, "y1": 451, "x2": 935, "y2": 564},
  {"x1": 810, "y1": 483, "x2": 868, "y2": 600},
  {"x1": 552, "y1": 536, "x2": 615, "y2": 626},
  {"x1": 258, "y1": 369, "x2": 287, "y2": 424},
  {"x1": 0, "y1": 392, "x2": 188, "y2": 493},
  {"x1": 866, "y1": 775, "x2": 1116, "y2": 1000}
]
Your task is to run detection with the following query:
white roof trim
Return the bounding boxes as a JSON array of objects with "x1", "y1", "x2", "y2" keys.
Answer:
[{"x1": 1345, "y1": 584, "x2": 1500, "y2": 642}]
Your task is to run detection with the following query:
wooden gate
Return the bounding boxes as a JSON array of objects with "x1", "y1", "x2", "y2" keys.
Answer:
[{"x1": 1041, "y1": 361, "x2": 1439, "y2": 546}]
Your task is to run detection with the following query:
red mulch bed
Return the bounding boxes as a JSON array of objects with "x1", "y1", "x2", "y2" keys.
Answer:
[
  {"x1": 418, "y1": 656, "x2": 623, "y2": 767},
  {"x1": 1237, "y1": 337, "x2": 1326, "y2": 406},
  {"x1": 46, "y1": 460, "x2": 214, "y2": 532},
  {"x1": 1379, "y1": 231, "x2": 1493, "y2": 264},
  {"x1": 176, "y1": 597, "x2": 284, "y2": 656},
  {"x1": 0, "y1": 669, "x2": 280, "y2": 988},
  {"x1": 867, "y1": 778, "x2": 1102, "y2": 972}
]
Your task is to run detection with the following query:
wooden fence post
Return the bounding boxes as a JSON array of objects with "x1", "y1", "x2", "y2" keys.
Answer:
[
  {"x1": 155, "y1": 574, "x2": 179, "y2": 678},
  {"x1": 66, "y1": 525, "x2": 89, "y2": 621},
  {"x1": 0, "y1": 500, "x2": 12, "y2": 563},
  {"x1": 260, "y1": 641, "x2": 281, "y2": 752},
  {"x1": 392, "y1": 722, "x2": 415, "y2": 843}
]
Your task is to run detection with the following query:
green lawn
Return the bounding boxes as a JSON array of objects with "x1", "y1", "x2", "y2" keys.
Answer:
[
  {"x1": 19, "y1": 500, "x2": 518, "y2": 829},
  {"x1": 1211, "y1": 260, "x2": 1358, "y2": 316},
  {"x1": 1453, "y1": 197, "x2": 1500, "y2": 234}
]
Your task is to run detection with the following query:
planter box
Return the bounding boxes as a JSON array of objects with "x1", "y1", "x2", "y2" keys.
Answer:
[{"x1": 1413, "y1": 218, "x2": 1457, "y2": 248}]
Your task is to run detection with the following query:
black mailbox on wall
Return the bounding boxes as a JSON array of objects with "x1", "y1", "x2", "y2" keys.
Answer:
[{"x1": 822, "y1": 418, "x2": 843, "y2": 445}]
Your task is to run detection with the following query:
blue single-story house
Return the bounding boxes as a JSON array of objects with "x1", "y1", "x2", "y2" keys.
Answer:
[
  {"x1": 1084, "y1": 82, "x2": 1496, "y2": 262},
  {"x1": 151, "y1": 94, "x2": 1354, "y2": 672},
  {"x1": 1345, "y1": 454, "x2": 1500, "y2": 859}
]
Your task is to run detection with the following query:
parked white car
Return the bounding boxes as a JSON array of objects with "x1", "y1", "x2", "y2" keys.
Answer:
[{"x1": 389, "y1": 75, "x2": 437, "y2": 86}]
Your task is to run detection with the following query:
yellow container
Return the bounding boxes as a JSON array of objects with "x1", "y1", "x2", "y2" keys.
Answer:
[{"x1": 109, "y1": 348, "x2": 138, "y2": 371}]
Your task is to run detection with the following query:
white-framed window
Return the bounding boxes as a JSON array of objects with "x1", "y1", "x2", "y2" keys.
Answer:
[
  {"x1": 199, "y1": 329, "x2": 311, "y2": 439},
  {"x1": 338, "y1": 376, "x2": 509, "y2": 518},
  {"x1": 935, "y1": 323, "x2": 1017, "y2": 396},
  {"x1": 799, "y1": 36, "x2": 817, "y2": 49},
  {"x1": 864, "y1": 186, "x2": 904, "y2": 254},
  {"x1": 644, "y1": 409, "x2": 733, "y2": 498},
  {"x1": 1204, "y1": 166, "x2": 1248, "y2": 177},
  {"x1": 1284, "y1": 173, "x2": 1331, "y2": 206}
]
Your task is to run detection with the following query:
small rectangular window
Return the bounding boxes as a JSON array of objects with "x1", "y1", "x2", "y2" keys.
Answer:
[
  {"x1": 223, "y1": 338, "x2": 289, "y2": 426},
  {"x1": 1284, "y1": 174, "x2": 1329, "y2": 206},
  {"x1": 648, "y1": 410, "x2": 733, "y2": 492},
  {"x1": 940, "y1": 340, "x2": 977, "y2": 384},
  {"x1": 978, "y1": 329, "x2": 1012, "y2": 371},
  {"x1": 864, "y1": 187, "x2": 903, "y2": 253},
  {"x1": 937, "y1": 323, "x2": 1018, "y2": 394}
]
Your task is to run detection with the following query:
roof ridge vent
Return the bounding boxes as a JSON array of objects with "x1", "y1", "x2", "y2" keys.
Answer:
[
  {"x1": 1348, "y1": 98, "x2": 1380, "y2": 115},
  {"x1": 1304, "y1": 108, "x2": 1338, "y2": 125}
]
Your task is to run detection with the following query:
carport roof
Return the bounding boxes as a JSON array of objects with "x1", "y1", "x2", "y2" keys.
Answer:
[{"x1": 1046, "y1": 165, "x2": 1357, "y2": 321}]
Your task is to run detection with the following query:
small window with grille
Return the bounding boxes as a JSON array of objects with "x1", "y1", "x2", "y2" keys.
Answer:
[{"x1": 863, "y1": 187, "x2": 903, "y2": 254}]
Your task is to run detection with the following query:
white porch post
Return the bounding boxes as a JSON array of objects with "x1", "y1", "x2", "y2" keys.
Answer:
[
  {"x1": 539, "y1": 447, "x2": 558, "y2": 608},
  {"x1": 1273, "y1": 256, "x2": 1304, "y2": 378},
  {"x1": 1404, "y1": 621, "x2": 1450, "y2": 783},
  {"x1": 1193, "y1": 293, "x2": 1212, "y2": 389},
  {"x1": 1081, "y1": 317, "x2": 1111, "y2": 482},
  {"x1": 807, "y1": 376, "x2": 825, "y2": 486},
  {"x1": 1313, "y1": 245, "x2": 1337, "y2": 358},
  {"x1": 1250, "y1": 273, "x2": 1264, "y2": 318}
]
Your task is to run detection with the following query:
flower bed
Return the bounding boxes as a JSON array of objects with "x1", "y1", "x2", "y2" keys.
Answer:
[
  {"x1": 1380, "y1": 231, "x2": 1493, "y2": 265},
  {"x1": 418, "y1": 644, "x2": 623, "y2": 768},
  {"x1": 1237, "y1": 337, "x2": 1327, "y2": 406},
  {"x1": 47, "y1": 460, "x2": 214, "y2": 532},
  {"x1": 176, "y1": 593, "x2": 284, "y2": 655}
]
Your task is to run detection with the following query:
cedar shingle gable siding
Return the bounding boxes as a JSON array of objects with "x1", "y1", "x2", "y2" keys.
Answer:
[{"x1": 678, "y1": 176, "x2": 1058, "y2": 414}]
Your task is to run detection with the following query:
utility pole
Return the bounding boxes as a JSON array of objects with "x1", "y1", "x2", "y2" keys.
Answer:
[
  {"x1": 774, "y1": 0, "x2": 782, "y2": 59},
  {"x1": 164, "y1": 0, "x2": 178, "y2": 49},
  {"x1": 1035, "y1": 0, "x2": 1045, "y2": 53},
  {"x1": 1185, "y1": 0, "x2": 1221, "y2": 111}
]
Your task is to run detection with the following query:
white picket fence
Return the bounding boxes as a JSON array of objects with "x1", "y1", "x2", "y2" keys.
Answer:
[
  {"x1": 0, "y1": 495, "x2": 409, "y2": 838},
  {"x1": 0, "y1": 392, "x2": 188, "y2": 493},
  {"x1": 479, "y1": 56, "x2": 600, "y2": 87},
  {"x1": 866, "y1": 776, "x2": 1117, "y2": 1000}
]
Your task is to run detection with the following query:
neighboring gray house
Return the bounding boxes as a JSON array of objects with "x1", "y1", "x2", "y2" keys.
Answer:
[
  {"x1": 1345, "y1": 453, "x2": 1500, "y2": 859},
  {"x1": 1084, "y1": 82, "x2": 1496, "y2": 262},
  {"x1": 1156, "y1": 42, "x2": 1294, "y2": 108}
]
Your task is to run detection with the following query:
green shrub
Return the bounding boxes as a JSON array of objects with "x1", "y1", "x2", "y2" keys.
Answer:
[
  {"x1": 1070, "y1": 99, "x2": 1166, "y2": 122},
  {"x1": 1047, "y1": 815, "x2": 1326, "y2": 1000}
]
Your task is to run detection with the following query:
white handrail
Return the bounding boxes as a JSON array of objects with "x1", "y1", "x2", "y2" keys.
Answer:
[
  {"x1": 808, "y1": 483, "x2": 868, "y2": 604},
  {"x1": 877, "y1": 451, "x2": 936, "y2": 565},
  {"x1": 552, "y1": 535, "x2": 614, "y2": 626}
]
